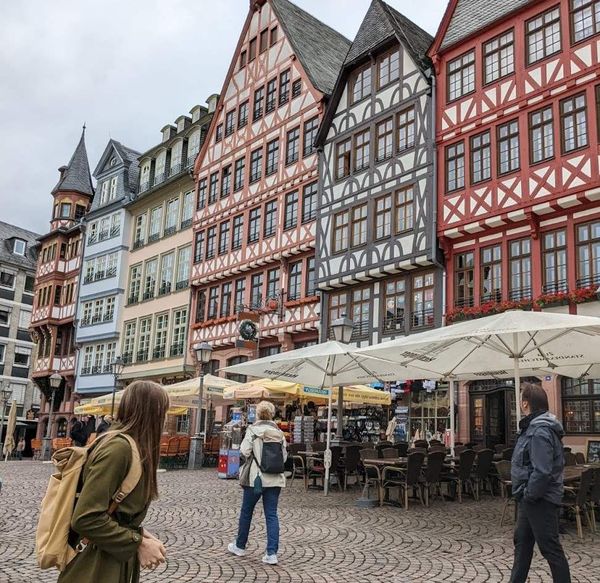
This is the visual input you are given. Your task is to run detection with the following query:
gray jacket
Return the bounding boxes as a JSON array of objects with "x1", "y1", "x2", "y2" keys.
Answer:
[
  {"x1": 240, "y1": 421, "x2": 288, "y2": 488},
  {"x1": 511, "y1": 412, "x2": 565, "y2": 506}
]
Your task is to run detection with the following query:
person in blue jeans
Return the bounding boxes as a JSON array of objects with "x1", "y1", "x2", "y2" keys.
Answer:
[{"x1": 228, "y1": 401, "x2": 287, "y2": 565}]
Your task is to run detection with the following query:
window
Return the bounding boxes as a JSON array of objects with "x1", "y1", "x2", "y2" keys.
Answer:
[
  {"x1": 194, "y1": 231, "x2": 204, "y2": 264},
  {"x1": 253, "y1": 87, "x2": 264, "y2": 121},
  {"x1": 207, "y1": 287, "x2": 219, "y2": 319},
  {"x1": 234, "y1": 278, "x2": 246, "y2": 312},
  {"x1": 209, "y1": 172, "x2": 219, "y2": 204},
  {"x1": 266, "y1": 139, "x2": 279, "y2": 175},
  {"x1": 354, "y1": 130, "x2": 370, "y2": 171},
  {"x1": 543, "y1": 229, "x2": 568, "y2": 293},
  {"x1": 60, "y1": 202, "x2": 72, "y2": 218},
  {"x1": 509, "y1": 239, "x2": 532, "y2": 300},
  {"x1": 197, "y1": 178, "x2": 207, "y2": 209},
  {"x1": 376, "y1": 118, "x2": 394, "y2": 161},
  {"x1": 470, "y1": 131, "x2": 491, "y2": 184},
  {"x1": 137, "y1": 318, "x2": 151, "y2": 362},
  {"x1": 336, "y1": 139, "x2": 352, "y2": 179},
  {"x1": 266, "y1": 268, "x2": 280, "y2": 299},
  {"x1": 249, "y1": 37, "x2": 257, "y2": 61},
  {"x1": 206, "y1": 227, "x2": 216, "y2": 259},
  {"x1": 560, "y1": 93, "x2": 588, "y2": 153},
  {"x1": 0, "y1": 344, "x2": 4, "y2": 363},
  {"x1": 455, "y1": 252, "x2": 475, "y2": 307},
  {"x1": 122, "y1": 321, "x2": 136, "y2": 363},
  {"x1": 351, "y1": 288, "x2": 371, "y2": 339},
  {"x1": 328, "y1": 292, "x2": 348, "y2": 328},
  {"x1": 0, "y1": 305, "x2": 11, "y2": 326},
  {"x1": 484, "y1": 29, "x2": 515, "y2": 84},
  {"x1": 238, "y1": 101, "x2": 249, "y2": 128},
  {"x1": 306, "y1": 257, "x2": 315, "y2": 297},
  {"x1": 221, "y1": 165, "x2": 232, "y2": 198},
  {"x1": 284, "y1": 191, "x2": 299, "y2": 230},
  {"x1": 378, "y1": 47, "x2": 400, "y2": 88},
  {"x1": 250, "y1": 273, "x2": 263, "y2": 308},
  {"x1": 577, "y1": 221, "x2": 600, "y2": 287},
  {"x1": 351, "y1": 65, "x2": 371, "y2": 103},
  {"x1": 234, "y1": 157, "x2": 245, "y2": 191},
  {"x1": 481, "y1": 245, "x2": 502, "y2": 303},
  {"x1": 14, "y1": 346, "x2": 31, "y2": 368},
  {"x1": 195, "y1": 290, "x2": 206, "y2": 323},
  {"x1": 232, "y1": 215, "x2": 244, "y2": 249},
  {"x1": 350, "y1": 204, "x2": 368, "y2": 247},
  {"x1": 225, "y1": 111, "x2": 235, "y2": 137},
  {"x1": 529, "y1": 106, "x2": 554, "y2": 163},
  {"x1": 412, "y1": 273, "x2": 435, "y2": 328},
  {"x1": 100, "y1": 181, "x2": 109, "y2": 205},
  {"x1": 497, "y1": 120, "x2": 520, "y2": 175},
  {"x1": 153, "y1": 313, "x2": 169, "y2": 359},
  {"x1": 527, "y1": 7, "x2": 561, "y2": 64},
  {"x1": 240, "y1": 50, "x2": 247, "y2": 69},
  {"x1": 54, "y1": 285, "x2": 62, "y2": 306},
  {"x1": 159, "y1": 253, "x2": 174, "y2": 295},
  {"x1": 266, "y1": 78, "x2": 277, "y2": 113},
  {"x1": 250, "y1": 148, "x2": 262, "y2": 183},
  {"x1": 220, "y1": 283, "x2": 232, "y2": 317},
  {"x1": 260, "y1": 28, "x2": 268, "y2": 53},
  {"x1": 447, "y1": 51, "x2": 475, "y2": 101},
  {"x1": 171, "y1": 309, "x2": 188, "y2": 356},
  {"x1": 149, "y1": 206, "x2": 163, "y2": 242},
  {"x1": 75, "y1": 204, "x2": 86, "y2": 220},
  {"x1": 302, "y1": 182, "x2": 317, "y2": 223},
  {"x1": 292, "y1": 79, "x2": 302, "y2": 98},
  {"x1": 24, "y1": 275, "x2": 34, "y2": 294},
  {"x1": 384, "y1": 279, "x2": 405, "y2": 333},
  {"x1": 176, "y1": 246, "x2": 191, "y2": 289},
  {"x1": 264, "y1": 200, "x2": 277, "y2": 237},
  {"x1": 128, "y1": 265, "x2": 142, "y2": 304},
  {"x1": 226, "y1": 355, "x2": 249, "y2": 383},
  {"x1": 279, "y1": 69, "x2": 290, "y2": 105},
  {"x1": 215, "y1": 124, "x2": 223, "y2": 143},
  {"x1": 143, "y1": 258, "x2": 158, "y2": 300},
  {"x1": 562, "y1": 377, "x2": 600, "y2": 433},
  {"x1": 13, "y1": 239, "x2": 26, "y2": 255},
  {"x1": 270, "y1": 26, "x2": 278, "y2": 46},
  {"x1": 571, "y1": 0, "x2": 600, "y2": 43},
  {"x1": 165, "y1": 198, "x2": 179, "y2": 235},
  {"x1": 333, "y1": 211, "x2": 349, "y2": 253},
  {"x1": 286, "y1": 127, "x2": 300, "y2": 164},
  {"x1": 445, "y1": 141, "x2": 465, "y2": 192},
  {"x1": 0, "y1": 270, "x2": 15, "y2": 289},
  {"x1": 109, "y1": 176, "x2": 118, "y2": 200},
  {"x1": 375, "y1": 194, "x2": 392, "y2": 240},
  {"x1": 303, "y1": 117, "x2": 318, "y2": 157},
  {"x1": 218, "y1": 221, "x2": 230, "y2": 255},
  {"x1": 182, "y1": 191, "x2": 194, "y2": 228},
  {"x1": 395, "y1": 187, "x2": 414, "y2": 233},
  {"x1": 249, "y1": 208, "x2": 261, "y2": 243}
]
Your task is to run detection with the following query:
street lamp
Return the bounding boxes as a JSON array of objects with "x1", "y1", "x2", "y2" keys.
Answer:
[
  {"x1": 110, "y1": 356, "x2": 125, "y2": 416},
  {"x1": 188, "y1": 342, "x2": 213, "y2": 470},
  {"x1": 42, "y1": 372, "x2": 62, "y2": 461},
  {"x1": 331, "y1": 316, "x2": 354, "y2": 444},
  {"x1": 0, "y1": 382, "x2": 13, "y2": 455}
]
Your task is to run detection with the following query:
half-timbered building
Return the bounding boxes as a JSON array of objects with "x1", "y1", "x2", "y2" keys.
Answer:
[
  {"x1": 315, "y1": 0, "x2": 442, "y2": 346},
  {"x1": 429, "y1": 0, "x2": 600, "y2": 450},
  {"x1": 30, "y1": 130, "x2": 94, "y2": 440},
  {"x1": 190, "y1": 0, "x2": 351, "y2": 372}
]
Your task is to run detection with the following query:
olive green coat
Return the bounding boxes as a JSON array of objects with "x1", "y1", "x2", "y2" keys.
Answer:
[{"x1": 58, "y1": 435, "x2": 149, "y2": 583}]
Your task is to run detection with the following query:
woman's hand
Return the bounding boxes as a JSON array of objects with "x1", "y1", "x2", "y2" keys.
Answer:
[{"x1": 137, "y1": 535, "x2": 166, "y2": 570}]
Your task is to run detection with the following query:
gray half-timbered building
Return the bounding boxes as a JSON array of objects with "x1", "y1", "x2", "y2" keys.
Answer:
[{"x1": 315, "y1": 0, "x2": 443, "y2": 345}]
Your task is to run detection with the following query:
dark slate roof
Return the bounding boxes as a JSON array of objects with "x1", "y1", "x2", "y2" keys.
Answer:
[
  {"x1": 51, "y1": 129, "x2": 94, "y2": 197},
  {"x1": 111, "y1": 140, "x2": 141, "y2": 192},
  {"x1": 346, "y1": 0, "x2": 432, "y2": 72},
  {"x1": 0, "y1": 220, "x2": 41, "y2": 271},
  {"x1": 271, "y1": 0, "x2": 351, "y2": 96},
  {"x1": 440, "y1": 0, "x2": 532, "y2": 51}
]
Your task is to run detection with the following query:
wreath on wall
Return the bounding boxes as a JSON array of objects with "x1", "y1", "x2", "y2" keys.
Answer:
[{"x1": 239, "y1": 320, "x2": 258, "y2": 341}]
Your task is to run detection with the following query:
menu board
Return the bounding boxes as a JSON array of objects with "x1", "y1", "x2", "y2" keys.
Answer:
[{"x1": 586, "y1": 439, "x2": 600, "y2": 463}]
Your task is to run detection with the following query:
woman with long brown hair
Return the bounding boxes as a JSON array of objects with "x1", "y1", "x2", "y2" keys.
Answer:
[{"x1": 58, "y1": 380, "x2": 170, "y2": 583}]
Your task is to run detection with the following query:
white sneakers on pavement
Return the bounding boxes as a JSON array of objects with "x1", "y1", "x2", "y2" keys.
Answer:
[
  {"x1": 227, "y1": 543, "x2": 246, "y2": 557},
  {"x1": 262, "y1": 553, "x2": 278, "y2": 565}
]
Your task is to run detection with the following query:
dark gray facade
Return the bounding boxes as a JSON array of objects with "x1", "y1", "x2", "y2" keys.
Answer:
[{"x1": 315, "y1": 0, "x2": 443, "y2": 346}]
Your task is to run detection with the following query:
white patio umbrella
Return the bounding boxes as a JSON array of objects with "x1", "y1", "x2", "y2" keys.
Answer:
[{"x1": 3, "y1": 400, "x2": 17, "y2": 461}]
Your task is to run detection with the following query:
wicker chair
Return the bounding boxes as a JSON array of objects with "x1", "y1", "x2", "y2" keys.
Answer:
[
  {"x1": 177, "y1": 436, "x2": 190, "y2": 468},
  {"x1": 442, "y1": 449, "x2": 476, "y2": 503},
  {"x1": 338, "y1": 445, "x2": 362, "y2": 490},
  {"x1": 575, "y1": 452, "x2": 586, "y2": 465},
  {"x1": 419, "y1": 450, "x2": 446, "y2": 507},
  {"x1": 472, "y1": 449, "x2": 495, "y2": 501},
  {"x1": 382, "y1": 451, "x2": 425, "y2": 509},
  {"x1": 31, "y1": 439, "x2": 42, "y2": 460},
  {"x1": 564, "y1": 452, "x2": 577, "y2": 466},
  {"x1": 382, "y1": 447, "x2": 399, "y2": 459},
  {"x1": 494, "y1": 460, "x2": 515, "y2": 526},
  {"x1": 359, "y1": 448, "x2": 382, "y2": 503},
  {"x1": 562, "y1": 468, "x2": 595, "y2": 541}
]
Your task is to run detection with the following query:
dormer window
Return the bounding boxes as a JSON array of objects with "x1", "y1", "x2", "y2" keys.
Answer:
[{"x1": 13, "y1": 239, "x2": 26, "y2": 256}]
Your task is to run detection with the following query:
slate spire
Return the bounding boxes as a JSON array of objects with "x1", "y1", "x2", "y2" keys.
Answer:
[{"x1": 52, "y1": 127, "x2": 94, "y2": 197}]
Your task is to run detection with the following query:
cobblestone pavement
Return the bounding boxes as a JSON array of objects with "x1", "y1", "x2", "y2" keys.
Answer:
[{"x1": 1, "y1": 462, "x2": 599, "y2": 582}]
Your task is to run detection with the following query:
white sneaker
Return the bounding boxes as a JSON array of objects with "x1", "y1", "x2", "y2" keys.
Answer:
[
  {"x1": 228, "y1": 543, "x2": 246, "y2": 557},
  {"x1": 262, "y1": 553, "x2": 278, "y2": 565}
]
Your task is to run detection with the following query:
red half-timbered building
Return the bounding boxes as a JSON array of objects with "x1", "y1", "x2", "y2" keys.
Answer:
[
  {"x1": 430, "y1": 0, "x2": 600, "y2": 450},
  {"x1": 190, "y1": 0, "x2": 350, "y2": 371},
  {"x1": 30, "y1": 130, "x2": 94, "y2": 440}
]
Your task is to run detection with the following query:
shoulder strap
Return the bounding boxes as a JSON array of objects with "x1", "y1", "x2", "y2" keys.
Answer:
[{"x1": 110, "y1": 433, "x2": 143, "y2": 508}]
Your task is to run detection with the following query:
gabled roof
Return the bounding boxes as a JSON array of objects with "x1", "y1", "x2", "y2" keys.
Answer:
[
  {"x1": 271, "y1": 0, "x2": 351, "y2": 96},
  {"x1": 345, "y1": 0, "x2": 432, "y2": 73},
  {"x1": 434, "y1": 0, "x2": 533, "y2": 54},
  {"x1": 52, "y1": 129, "x2": 94, "y2": 197},
  {"x1": 93, "y1": 139, "x2": 141, "y2": 193},
  {"x1": 0, "y1": 220, "x2": 40, "y2": 270}
]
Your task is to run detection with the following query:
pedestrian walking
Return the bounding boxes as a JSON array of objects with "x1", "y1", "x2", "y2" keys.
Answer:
[
  {"x1": 57, "y1": 380, "x2": 170, "y2": 583},
  {"x1": 70, "y1": 416, "x2": 88, "y2": 447},
  {"x1": 228, "y1": 400, "x2": 287, "y2": 565},
  {"x1": 16, "y1": 437, "x2": 25, "y2": 460},
  {"x1": 509, "y1": 383, "x2": 571, "y2": 583},
  {"x1": 97, "y1": 414, "x2": 113, "y2": 435}
]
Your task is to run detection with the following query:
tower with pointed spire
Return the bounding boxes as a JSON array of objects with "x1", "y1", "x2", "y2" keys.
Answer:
[{"x1": 30, "y1": 128, "x2": 94, "y2": 443}]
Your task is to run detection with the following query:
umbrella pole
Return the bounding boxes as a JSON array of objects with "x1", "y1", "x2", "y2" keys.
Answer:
[
  {"x1": 513, "y1": 332, "x2": 522, "y2": 426},
  {"x1": 449, "y1": 380, "x2": 456, "y2": 457},
  {"x1": 324, "y1": 377, "x2": 333, "y2": 497}
]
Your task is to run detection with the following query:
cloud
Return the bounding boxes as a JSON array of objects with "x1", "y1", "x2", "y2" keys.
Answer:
[{"x1": 0, "y1": 0, "x2": 446, "y2": 234}]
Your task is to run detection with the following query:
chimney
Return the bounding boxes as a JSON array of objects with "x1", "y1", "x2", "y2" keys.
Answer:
[{"x1": 206, "y1": 94, "x2": 219, "y2": 114}]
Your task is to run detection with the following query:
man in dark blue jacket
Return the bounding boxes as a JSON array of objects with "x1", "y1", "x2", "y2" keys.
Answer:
[{"x1": 510, "y1": 383, "x2": 571, "y2": 583}]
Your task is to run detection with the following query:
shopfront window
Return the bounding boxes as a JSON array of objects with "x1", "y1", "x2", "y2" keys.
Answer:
[
  {"x1": 562, "y1": 377, "x2": 600, "y2": 433},
  {"x1": 409, "y1": 384, "x2": 450, "y2": 440}
]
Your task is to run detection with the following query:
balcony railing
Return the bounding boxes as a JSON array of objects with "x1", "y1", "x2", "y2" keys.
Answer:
[
  {"x1": 110, "y1": 225, "x2": 120, "y2": 237},
  {"x1": 508, "y1": 287, "x2": 532, "y2": 301},
  {"x1": 139, "y1": 181, "x2": 150, "y2": 193},
  {"x1": 454, "y1": 297, "x2": 474, "y2": 308},
  {"x1": 98, "y1": 230, "x2": 110, "y2": 242},
  {"x1": 153, "y1": 172, "x2": 166, "y2": 186},
  {"x1": 169, "y1": 162, "x2": 182, "y2": 177},
  {"x1": 103, "y1": 312, "x2": 114, "y2": 322},
  {"x1": 122, "y1": 352, "x2": 133, "y2": 365},
  {"x1": 383, "y1": 315, "x2": 404, "y2": 334},
  {"x1": 84, "y1": 275, "x2": 94, "y2": 284},
  {"x1": 158, "y1": 283, "x2": 172, "y2": 296},
  {"x1": 137, "y1": 349, "x2": 149, "y2": 363},
  {"x1": 186, "y1": 153, "x2": 198, "y2": 168},
  {"x1": 142, "y1": 290, "x2": 154, "y2": 301},
  {"x1": 148, "y1": 232, "x2": 160, "y2": 244},
  {"x1": 170, "y1": 342, "x2": 184, "y2": 357},
  {"x1": 153, "y1": 346, "x2": 166, "y2": 359},
  {"x1": 164, "y1": 225, "x2": 177, "y2": 237},
  {"x1": 576, "y1": 274, "x2": 600, "y2": 289},
  {"x1": 128, "y1": 294, "x2": 139, "y2": 305},
  {"x1": 180, "y1": 218, "x2": 192, "y2": 229},
  {"x1": 133, "y1": 238, "x2": 145, "y2": 250},
  {"x1": 411, "y1": 309, "x2": 435, "y2": 329},
  {"x1": 480, "y1": 291, "x2": 502, "y2": 304},
  {"x1": 94, "y1": 271, "x2": 105, "y2": 281},
  {"x1": 351, "y1": 320, "x2": 370, "y2": 340},
  {"x1": 175, "y1": 280, "x2": 189, "y2": 291},
  {"x1": 543, "y1": 280, "x2": 568, "y2": 294}
]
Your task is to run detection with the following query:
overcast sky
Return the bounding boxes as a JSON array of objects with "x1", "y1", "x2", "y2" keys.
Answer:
[{"x1": 0, "y1": 0, "x2": 447, "y2": 235}]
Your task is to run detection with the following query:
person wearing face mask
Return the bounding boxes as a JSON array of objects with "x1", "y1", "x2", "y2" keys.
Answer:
[{"x1": 509, "y1": 383, "x2": 571, "y2": 583}]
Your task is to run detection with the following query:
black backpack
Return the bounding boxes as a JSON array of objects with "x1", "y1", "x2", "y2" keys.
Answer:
[{"x1": 259, "y1": 440, "x2": 285, "y2": 474}]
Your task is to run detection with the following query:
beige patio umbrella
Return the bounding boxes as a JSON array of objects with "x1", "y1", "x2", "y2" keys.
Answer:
[{"x1": 3, "y1": 400, "x2": 17, "y2": 461}]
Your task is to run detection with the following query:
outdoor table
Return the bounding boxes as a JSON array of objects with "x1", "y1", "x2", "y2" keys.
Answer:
[{"x1": 563, "y1": 464, "x2": 600, "y2": 484}]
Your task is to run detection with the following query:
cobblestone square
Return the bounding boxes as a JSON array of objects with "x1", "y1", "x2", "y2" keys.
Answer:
[{"x1": 1, "y1": 462, "x2": 599, "y2": 582}]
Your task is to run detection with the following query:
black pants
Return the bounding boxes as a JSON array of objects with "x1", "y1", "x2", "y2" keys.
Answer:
[{"x1": 510, "y1": 499, "x2": 571, "y2": 583}]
